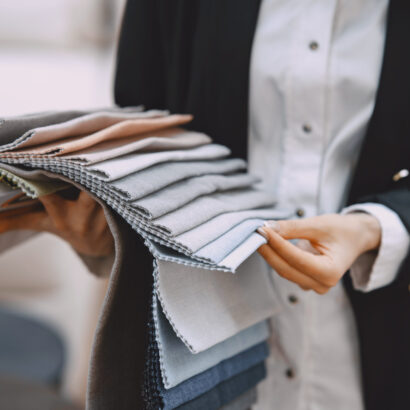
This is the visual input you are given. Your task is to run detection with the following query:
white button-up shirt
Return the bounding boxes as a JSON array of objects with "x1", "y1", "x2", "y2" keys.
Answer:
[{"x1": 248, "y1": 1, "x2": 410, "y2": 409}]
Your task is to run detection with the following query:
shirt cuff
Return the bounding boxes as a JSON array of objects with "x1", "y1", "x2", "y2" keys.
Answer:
[{"x1": 341, "y1": 202, "x2": 410, "y2": 292}]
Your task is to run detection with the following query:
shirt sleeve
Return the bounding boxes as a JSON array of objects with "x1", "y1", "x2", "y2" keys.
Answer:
[{"x1": 341, "y1": 202, "x2": 410, "y2": 292}]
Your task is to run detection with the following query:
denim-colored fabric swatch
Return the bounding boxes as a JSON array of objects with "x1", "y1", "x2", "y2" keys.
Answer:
[
  {"x1": 86, "y1": 144, "x2": 230, "y2": 181},
  {"x1": 160, "y1": 342, "x2": 269, "y2": 409},
  {"x1": 176, "y1": 363, "x2": 266, "y2": 410}
]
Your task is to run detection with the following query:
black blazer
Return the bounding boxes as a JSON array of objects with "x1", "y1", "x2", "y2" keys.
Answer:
[{"x1": 114, "y1": 1, "x2": 410, "y2": 409}]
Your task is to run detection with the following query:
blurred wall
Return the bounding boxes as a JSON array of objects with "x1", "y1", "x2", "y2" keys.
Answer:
[{"x1": 0, "y1": 0, "x2": 125, "y2": 406}]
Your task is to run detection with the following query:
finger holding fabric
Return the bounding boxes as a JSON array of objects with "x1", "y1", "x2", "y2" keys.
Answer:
[{"x1": 257, "y1": 213, "x2": 381, "y2": 294}]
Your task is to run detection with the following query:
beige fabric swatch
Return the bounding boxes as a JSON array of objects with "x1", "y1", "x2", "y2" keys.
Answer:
[
  {"x1": 8, "y1": 114, "x2": 193, "y2": 157},
  {"x1": 63, "y1": 128, "x2": 211, "y2": 165},
  {"x1": 1, "y1": 109, "x2": 163, "y2": 153}
]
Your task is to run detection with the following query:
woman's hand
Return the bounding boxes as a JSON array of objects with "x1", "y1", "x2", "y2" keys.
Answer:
[
  {"x1": 0, "y1": 190, "x2": 114, "y2": 257},
  {"x1": 257, "y1": 213, "x2": 381, "y2": 294}
]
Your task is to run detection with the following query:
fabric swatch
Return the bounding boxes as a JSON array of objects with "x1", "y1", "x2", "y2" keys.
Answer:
[
  {"x1": 63, "y1": 128, "x2": 211, "y2": 165},
  {"x1": 109, "y1": 158, "x2": 247, "y2": 201},
  {"x1": 12, "y1": 114, "x2": 192, "y2": 156},
  {"x1": 131, "y1": 173, "x2": 259, "y2": 219},
  {"x1": 87, "y1": 144, "x2": 231, "y2": 181},
  {"x1": 176, "y1": 363, "x2": 266, "y2": 410},
  {"x1": 152, "y1": 188, "x2": 276, "y2": 236},
  {"x1": 154, "y1": 253, "x2": 279, "y2": 353},
  {"x1": 154, "y1": 296, "x2": 269, "y2": 389}
]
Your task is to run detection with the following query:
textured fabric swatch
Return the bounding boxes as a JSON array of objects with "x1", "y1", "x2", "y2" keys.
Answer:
[
  {"x1": 175, "y1": 207, "x2": 291, "y2": 252},
  {"x1": 63, "y1": 128, "x2": 211, "y2": 164},
  {"x1": 154, "y1": 295, "x2": 269, "y2": 389},
  {"x1": 194, "y1": 218, "x2": 268, "y2": 263},
  {"x1": 152, "y1": 189, "x2": 276, "y2": 236},
  {"x1": 0, "y1": 167, "x2": 67, "y2": 198},
  {"x1": 176, "y1": 363, "x2": 266, "y2": 410},
  {"x1": 0, "y1": 110, "x2": 90, "y2": 149},
  {"x1": 87, "y1": 144, "x2": 230, "y2": 181},
  {"x1": 109, "y1": 158, "x2": 247, "y2": 201},
  {"x1": 131, "y1": 173, "x2": 259, "y2": 219},
  {"x1": 0, "y1": 106, "x2": 146, "y2": 153},
  {"x1": 155, "y1": 253, "x2": 279, "y2": 353},
  {"x1": 160, "y1": 339, "x2": 268, "y2": 409},
  {"x1": 11, "y1": 114, "x2": 192, "y2": 156}
]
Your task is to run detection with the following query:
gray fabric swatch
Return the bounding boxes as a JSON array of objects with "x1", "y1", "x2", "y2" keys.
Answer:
[
  {"x1": 152, "y1": 189, "x2": 276, "y2": 236},
  {"x1": 195, "y1": 218, "x2": 268, "y2": 263},
  {"x1": 87, "y1": 144, "x2": 231, "y2": 181},
  {"x1": 64, "y1": 129, "x2": 211, "y2": 164},
  {"x1": 175, "y1": 207, "x2": 291, "y2": 252},
  {"x1": 132, "y1": 173, "x2": 259, "y2": 219},
  {"x1": 154, "y1": 253, "x2": 279, "y2": 353},
  {"x1": 154, "y1": 295, "x2": 269, "y2": 389},
  {"x1": 109, "y1": 158, "x2": 247, "y2": 201}
]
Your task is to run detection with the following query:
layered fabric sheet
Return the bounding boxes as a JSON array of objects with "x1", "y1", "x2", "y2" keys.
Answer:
[{"x1": 0, "y1": 108, "x2": 288, "y2": 409}]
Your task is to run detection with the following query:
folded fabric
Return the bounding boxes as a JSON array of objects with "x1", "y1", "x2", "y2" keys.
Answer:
[
  {"x1": 109, "y1": 158, "x2": 247, "y2": 201},
  {"x1": 152, "y1": 188, "x2": 276, "y2": 236},
  {"x1": 176, "y1": 363, "x2": 266, "y2": 410},
  {"x1": 195, "y1": 218, "x2": 269, "y2": 263},
  {"x1": 0, "y1": 110, "x2": 90, "y2": 149},
  {"x1": 131, "y1": 173, "x2": 259, "y2": 219},
  {"x1": 154, "y1": 253, "x2": 278, "y2": 353},
  {"x1": 11, "y1": 114, "x2": 192, "y2": 156},
  {"x1": 0, "y1": 167, "x2": 67, "y2": 198},
  {"x1": 160, "y1": 341, "x2": 268, "y2": 409},
  {"x1": 87, "y1": 144, "x2": 231, "y2": 181},
  {"x1": 154, "y1": 296, "x2": 269, "y2": 389},
  {"x1": 175, "y1": 207, "x2": 291, "y2": 252},
  {"x1": 0, "y1": 106, "x2": 146, "y2": 153},
  {"x1": 63, "y1": 128, "x2": 211, "y2": 164},
  {"x1": 219, "y1": 388, "x2": 258, "y2": 410}
]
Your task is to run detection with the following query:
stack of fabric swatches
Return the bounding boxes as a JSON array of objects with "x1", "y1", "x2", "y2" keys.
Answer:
[{"x1": 0, "y1": 107, "x2": 289, "y2": 409}]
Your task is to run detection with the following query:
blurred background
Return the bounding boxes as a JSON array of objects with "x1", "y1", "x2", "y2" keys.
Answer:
[{"x1": 0, "y1": 0, "x2": 126, "y2": 407}]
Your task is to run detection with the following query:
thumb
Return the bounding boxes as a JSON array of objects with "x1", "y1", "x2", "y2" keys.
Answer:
[{"x1": 263, "y1": 218, "x2": 322, "y2": 241}]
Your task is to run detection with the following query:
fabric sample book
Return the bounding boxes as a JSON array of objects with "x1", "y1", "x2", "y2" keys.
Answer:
[{"x1": 0, "y1": 108, "x2": 285, "y2": 409}]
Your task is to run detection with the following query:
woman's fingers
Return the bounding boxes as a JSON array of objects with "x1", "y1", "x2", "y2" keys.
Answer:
[
  {"x1": 258, "y1": 227, "x2": 337, "y2": 287},
  {"x1": 257, "y1": 244, "x2": 330, "y2": 294},
  {"x1": 264, "y1": 217, "x2": 328, "y2": 241}
]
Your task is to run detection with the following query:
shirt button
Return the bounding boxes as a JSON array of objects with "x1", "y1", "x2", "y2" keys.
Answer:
[
  {"x1": 309, "y1": 41, "x2": 319, "y2": 50},
  {"x1": 296, "y1": 208, "x2": 305, "y2": 217},
  {"x1": 285, "y1": 368, "x2": 295, "y2": 379},
  {"x1": 302, "y1": 124, "x2": 312, "y2": 133},
  {"x1": 288, "y1": 295, "x2": 298, "y2": 304}
]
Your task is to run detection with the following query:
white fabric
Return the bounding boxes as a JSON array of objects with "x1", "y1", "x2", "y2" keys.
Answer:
[
  {"x1": 342, "y1": 203, "x2": 410, "y2": 292},
  {"x1": 155, "y1": 252, "x2": 280, "y2": 353},
  {"x1": 248, "y1": 1, "x2": 397, "y2": 409}
]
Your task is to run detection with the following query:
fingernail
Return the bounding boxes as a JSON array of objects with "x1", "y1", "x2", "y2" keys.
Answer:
[
  {"x1": 257, "y1": 227, "x2": 268, "y2": 239},
  {"x1": 264, "y1": 220, "x2": 279, "y2": 232}
]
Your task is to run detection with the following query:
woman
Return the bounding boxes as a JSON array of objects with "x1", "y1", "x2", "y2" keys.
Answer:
[
  {"x1": 114, "y1": 1, "x2": 410, "y2": 409},
  {"x1": 1, "y1": 0, "x2": 409, "y2": 409}
]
